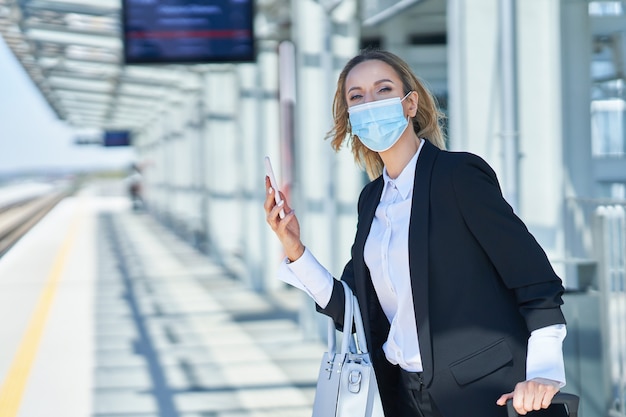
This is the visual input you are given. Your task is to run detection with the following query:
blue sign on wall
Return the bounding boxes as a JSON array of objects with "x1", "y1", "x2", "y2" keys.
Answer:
[{"x1": 103, "y1": 131, "x2": 132, "y2": 147}]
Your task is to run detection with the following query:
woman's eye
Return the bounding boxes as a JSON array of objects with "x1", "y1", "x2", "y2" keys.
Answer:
[
  {"x1": 378, "y1": 87, "x2": 391, "y2": 93},
  {"x1": 349, "y1": 94, "x2": 362, "y2": 101}
]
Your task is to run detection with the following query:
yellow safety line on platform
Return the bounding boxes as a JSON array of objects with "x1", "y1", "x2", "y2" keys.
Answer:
[{"x1": 0, "y1": 202, "x2": 82, "y2": 417}]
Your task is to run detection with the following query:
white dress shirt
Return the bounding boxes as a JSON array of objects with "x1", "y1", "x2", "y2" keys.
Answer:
[
  {"x1": 362, "y1": 141, "x2": 423, "y2": 371},
  {"x1": 277, "y1": 140, "x2": 566, "y2": 385}
]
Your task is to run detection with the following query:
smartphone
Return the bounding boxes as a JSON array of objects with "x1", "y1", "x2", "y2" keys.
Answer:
[{"x1": 264, "y1": 156, "x2": 286, "y2": 219}]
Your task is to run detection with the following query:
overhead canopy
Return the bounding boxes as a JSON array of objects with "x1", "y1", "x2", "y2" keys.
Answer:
[{"x1": 0, "y1": 0, "x2": 202, "y2": 132}]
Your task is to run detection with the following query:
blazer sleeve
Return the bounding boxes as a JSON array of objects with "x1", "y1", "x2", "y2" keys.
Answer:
[
  {"x1": 450, "y1": 153, "x2": 566, "y2": 331},
  {"x1": 315, "y1": 262, "x2": 350, "y2": 329}
]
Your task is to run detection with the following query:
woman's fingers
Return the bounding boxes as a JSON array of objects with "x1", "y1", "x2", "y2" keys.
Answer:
[
  {"x1": 263, "y1": 179, "x2": 303, "y2": 260},
  {"x1": 270, "y1": 200, "x2": 285, "y2": 223},
  {"x1": 276, "y1": 190, "x2": 290, "y2": 211},
  {"x1": 263, "y1": 176, "x2": 276, "y2": 213},
  {"x1": 265, "y1": 177, "x2": 288, "y2": 211},
  {"x1": 265, "y1": 186, "x2": 290, "y2": 228},
  {"x1": 497, "y1": 379, "x2": 559, "y2": 415}
]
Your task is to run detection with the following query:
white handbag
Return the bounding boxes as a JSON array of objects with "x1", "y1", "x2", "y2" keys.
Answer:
[{"x1": 311, "y1": 281, "x2": 385, "y2": 417}]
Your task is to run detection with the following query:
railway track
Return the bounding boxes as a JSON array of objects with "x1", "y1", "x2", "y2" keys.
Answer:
[{"x1": 0, "y1": 191, "x2": 69, "y2": 257}]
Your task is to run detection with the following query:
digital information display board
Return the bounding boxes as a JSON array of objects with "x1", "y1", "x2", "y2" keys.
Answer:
[
  {"x1": 122, "y1": 0, "x2": 255, "y2": 64},
  {"x1": 103, "y1": 131, "x2": 132, "y2": 147}
]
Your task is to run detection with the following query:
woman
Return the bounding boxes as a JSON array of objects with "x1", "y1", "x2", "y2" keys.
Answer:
[{"x1": 264, "y1": 50, "x2": 567, "y2": 417}]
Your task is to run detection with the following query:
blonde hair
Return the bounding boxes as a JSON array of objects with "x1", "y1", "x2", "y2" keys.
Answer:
[{"x1": 327, "y1": 50, "x2": 446, "y2": 179}]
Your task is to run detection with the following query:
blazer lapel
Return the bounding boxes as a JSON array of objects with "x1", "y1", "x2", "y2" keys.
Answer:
[
  {"x1": 409, "y1": 140, "x2": 438, "y2": 385},
  {"x1": 352, "y1": 177, "x2": 384, "y2": 349},
  {"x1": 354, "y1": 178, "x2": 383, "y2": 263}
]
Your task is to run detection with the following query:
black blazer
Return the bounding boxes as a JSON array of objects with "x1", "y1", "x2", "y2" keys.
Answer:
[{"x1": 318, "y1": 139, "x2": 566, "y2": 417}]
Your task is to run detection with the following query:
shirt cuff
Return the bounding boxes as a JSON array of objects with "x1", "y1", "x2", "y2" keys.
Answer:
[
  {"x1": 276, "y1": 247, "x2": 334, "y2": 308},
  {"x1": 526, "y1": 324, "x2": 567, "y2": 387}
]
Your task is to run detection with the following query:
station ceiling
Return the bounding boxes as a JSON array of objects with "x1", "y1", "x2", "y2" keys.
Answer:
[
  {"x1": 0, "y1": 0, "x2": 203, "y2": 132},
  {"x1": 0, "y1": 0, "x2": 433, "y2": 134},
  {"x1": 7, "y1": 0, "x2": 619, "y2": 134}
]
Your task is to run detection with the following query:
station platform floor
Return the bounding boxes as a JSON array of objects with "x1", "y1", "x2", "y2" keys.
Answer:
[{"x1": 0, "y1": 181, "x2": 325, "y2": 417}]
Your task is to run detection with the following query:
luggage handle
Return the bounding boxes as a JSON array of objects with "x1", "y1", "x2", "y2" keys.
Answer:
[{"x1": 506, "y1": 392, "x2": 579, "y2": 417}]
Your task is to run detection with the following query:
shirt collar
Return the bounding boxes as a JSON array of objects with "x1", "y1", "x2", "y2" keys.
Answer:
[{"x1": 381, "y1": 139, "x2": 425, "y2": 201}]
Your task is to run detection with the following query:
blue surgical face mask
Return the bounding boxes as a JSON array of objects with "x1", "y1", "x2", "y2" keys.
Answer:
[{"x1": 348, "y1": 91, "x2": 412, "y2": 152}]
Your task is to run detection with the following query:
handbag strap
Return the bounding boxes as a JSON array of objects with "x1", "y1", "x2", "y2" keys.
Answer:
[
  {"x1": 351, "y1": 290, "x2": 369, "y2": 354},
  {"x1": 340, "y1": 281, "x2": 354, "y2": 354},
  {"x1": 326, "y1": 281, "x2": 370, "y2": 355},
  {"x1": 327, "y1": 280, "x2": 353, "y2": 354},
  {"x1": 326, "y1": 310, "x2": 336, "y2": 355}
]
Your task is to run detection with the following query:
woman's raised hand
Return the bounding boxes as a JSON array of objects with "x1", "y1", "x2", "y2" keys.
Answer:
[{"x1": 264, "y1": 176, "x2": 305, "y2": 262}]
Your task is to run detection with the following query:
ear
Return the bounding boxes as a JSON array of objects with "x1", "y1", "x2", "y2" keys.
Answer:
[{"x1": 406, "y1": 91, "x2": 419, "y2": 118}]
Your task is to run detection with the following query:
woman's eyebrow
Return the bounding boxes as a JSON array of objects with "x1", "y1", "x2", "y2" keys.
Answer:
[
  {"x1": 347, "y1": 79, "x2": 395, "y2": 94},
  {"x1": 374, "y1": 78, "x2": 395, "y2": 85}
]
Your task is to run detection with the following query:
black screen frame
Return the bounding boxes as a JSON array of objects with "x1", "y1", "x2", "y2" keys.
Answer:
[{"x1": 121, "y1": 0, "x2": 256, "y2": 65}]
